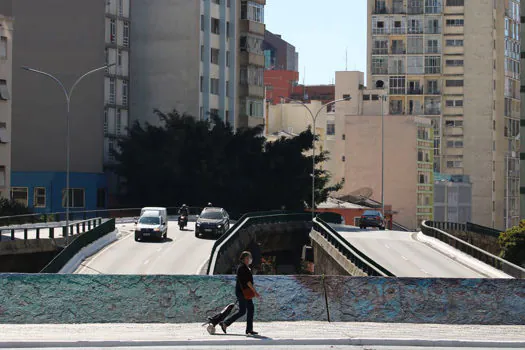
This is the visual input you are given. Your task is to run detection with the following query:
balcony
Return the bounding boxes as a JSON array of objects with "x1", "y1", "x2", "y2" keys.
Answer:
[
  {"x1": 426, "y1": 89, "x2": 441, "y2": 95},
  {"x1": 408, "y1": 7, "x2": 424, "y2": 14},
  {"x1": 391, "y1": 47, "x2": 406, "y2": 55},
  {"x1": 373, "y1": 7, "x2": 388, "y2": 14},
  {"x1": 408, "y1": 88, "x2": 424, "y2": 95},
  {"x1": 425, "y1": 108, "x2": 441, "y2": 115},
  {"x1": 239, "y1": 52, "x2": 265, "y2": 67},
  {"x1": 238, "y1": 84, "x2": 264, "y2": 99},
  {"x1": 408, "y1": 27, "x2": 424, "y2": 34},
  {"x1": 372, "y1": 48, "x2": 388, "y2": 55},
  {"x1": 239, "y1": 19, "x2": 265, "y2": 36}
]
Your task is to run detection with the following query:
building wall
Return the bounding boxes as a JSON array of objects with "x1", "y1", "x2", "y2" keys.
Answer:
[
  {"x1": 263, "y1": 30, "x2": 298, "y2": 71},
  {"x1": 521, "y1": 0, "x2": 525, "y2": 221},
  {"x1": 264, "y1": 70, "x2": 299, "y2": 105},
  {"x1": 0, "y1": 0, "x2": 107, "y2": 211},
  {"x1": 0, "y1": 15, "x2": 12, "y2": 200},
  {"x1": 130, "y1": 0, "x2": 201, "y2": 126}
]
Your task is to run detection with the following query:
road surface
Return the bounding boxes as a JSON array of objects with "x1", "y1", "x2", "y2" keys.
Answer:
[
  {"x1": 75, "y1": 222, "x2": 215, "y2": 275},
  {"x1": 334, "y1": 226, "x2": 495, "y2": 278}
]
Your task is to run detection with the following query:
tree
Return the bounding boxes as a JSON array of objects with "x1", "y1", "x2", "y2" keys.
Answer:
[
  {"x1": 0, "y1": 198, "x2": 31, "y2": 217},
  {"x1": 114, "y1": 110, "x2": 341, "y2": 216},
  {"x1": 498, "y1": 220, "x2": 525, "y2": 267}
]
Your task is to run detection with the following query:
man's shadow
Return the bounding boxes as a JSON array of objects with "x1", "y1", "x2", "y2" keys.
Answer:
[{"x1": 214, "y1": 333, "x2": 271, "y2": 340}]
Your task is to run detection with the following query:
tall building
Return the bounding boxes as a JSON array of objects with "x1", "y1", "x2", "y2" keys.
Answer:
[
  {"x1": 368, "y1": 0, "x2": 520, "y2": 229},
  {"x1": 263, "y1": 30, "x2": 299, "y2": 71},
  {"x1": 0, "y1": 0, "x2": 130, "y2": 212},
  {"x1": 0, "y1": 14, "x2": 12, "y2": 201},
  {"x1": 131, "y1": 0, "x2": 266, "y2": 130},
  {"x1": 333, "y1": 71, "x2": 434, "y2": 229},
  {"x1": 521, "y1": 0, "x2": 525, "y2": 222}
]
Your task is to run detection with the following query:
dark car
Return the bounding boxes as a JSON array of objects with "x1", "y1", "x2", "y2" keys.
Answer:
[
  {"x1": 359, "y1": 210, "x2": 386, "y2": 230},
  {"x1": 195, "y1": 208, "x2": 230, "y2": 238}
]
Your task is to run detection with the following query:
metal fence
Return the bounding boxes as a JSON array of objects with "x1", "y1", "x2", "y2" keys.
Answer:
[
  {"x1": 427, "y1": 221, "x2": 502, "y2": 238},
  {"x1": 312, "y1": 217, "x2": 395, "y2": 277},
  {"x1": 421, "y1": 221, "x2": 525, "y2": 279},
  {"x1": 0, "y1": 217, "x2": 103, "y2": 242}
]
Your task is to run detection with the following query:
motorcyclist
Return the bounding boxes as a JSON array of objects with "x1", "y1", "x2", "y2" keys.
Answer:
[
  {"x1": 207, "y1": 202, "x2": 213, "y2": 208},
  {"x1": 178, "y1": 204, "x2": 189, "y2": 217}
]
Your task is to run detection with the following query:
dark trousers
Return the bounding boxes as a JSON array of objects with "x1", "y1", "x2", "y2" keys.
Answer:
[{"x1": 224, "y1": 292, "x2": 254, "y2": 332}]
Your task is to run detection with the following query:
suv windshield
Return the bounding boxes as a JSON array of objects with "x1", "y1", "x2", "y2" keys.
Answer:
[
  {"x1": 200, "y1": 211, "x2": 223, "y2": 220},
  {"x1": 139, "y1": 216, "x2": 160, "y2": 225}
]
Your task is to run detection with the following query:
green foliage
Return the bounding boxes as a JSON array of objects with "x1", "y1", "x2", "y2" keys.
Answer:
[
  {"x1": 114, "y1": 110, "x2": 341, "y2": 216},
  {"x1": 498, "y1": 220, "x2": 525, "y2": 266},
  {"x1": 0, "y1": 197, "x2": 31, "y2": 217}
]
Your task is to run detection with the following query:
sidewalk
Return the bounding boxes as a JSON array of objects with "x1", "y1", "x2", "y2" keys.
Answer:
[{"x1": 0, "y1": 322, "x2": 524, "y2": 348}]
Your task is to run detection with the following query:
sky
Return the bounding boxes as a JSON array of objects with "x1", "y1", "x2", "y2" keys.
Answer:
[{"x1": 265, "y1": 0, "x2": 368, "y2": 86}]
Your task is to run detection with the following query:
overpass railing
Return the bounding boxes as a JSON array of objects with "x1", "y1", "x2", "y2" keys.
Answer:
[
  {"x1": 207, "y1": 211, "x2": 308, "y2": 275},
  {"x1": 428, "y1": 221, "x2": 501, "y2": 238},
  {"x1": 0, "y1": 218, "x2": 103, "y2": 242},
  {"x1": 421, "y1": 221, "x2": 525, "y2": 278},
  {"x1": 41, "y1": 219, "x2": 116, "y2": 273},
  {"x1": 312, "y1": 217, "x2": 395, "y2": 277}
]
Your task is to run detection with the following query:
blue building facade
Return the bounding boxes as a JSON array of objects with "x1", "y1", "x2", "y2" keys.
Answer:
[{"x1": 10, "y1": 172, "x2": 107, "y2": 213}]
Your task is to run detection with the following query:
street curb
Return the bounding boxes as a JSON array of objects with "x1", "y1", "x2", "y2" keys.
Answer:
[
  {"x1": 2, "y1": 338, "x2": 525, "y2": 348},
  {"x1": 58, "y1": 230, "x2": 118, "y2": 274}
]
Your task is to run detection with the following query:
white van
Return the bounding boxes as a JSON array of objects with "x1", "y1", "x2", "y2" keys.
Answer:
[
  {"x1": 140, "y1": 207, "x2": 168, "y2": 223},
  {"x1": 134, "y1": 207, "x2": 168, "y2": 242}
]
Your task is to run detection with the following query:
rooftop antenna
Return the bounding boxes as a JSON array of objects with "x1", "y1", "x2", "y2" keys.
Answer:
[
  {"x1": 303, "y1": 66, "x2": 306, "y2": 100},
  {"x1": 345, "y1": 47, "x2": 348, "y2": 71}
]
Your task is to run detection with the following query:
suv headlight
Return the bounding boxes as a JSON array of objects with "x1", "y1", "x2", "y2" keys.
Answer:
[
  {"x1": 217, "y1": 224, "x2": 223, "y2": 228},
  {"x1": 154, "y1": 227, "x2": 161, "y2": 232},
  {"x1": 196, "y1": 222, "x2": 200, "y2": 226}
]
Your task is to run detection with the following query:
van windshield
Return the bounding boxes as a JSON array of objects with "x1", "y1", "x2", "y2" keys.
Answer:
[{"x1": 139, "y1": 216, "x2": 160, "y2": 225}]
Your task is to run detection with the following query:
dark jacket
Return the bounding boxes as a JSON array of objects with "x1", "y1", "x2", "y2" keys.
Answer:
[{"x1": 235, "y1": 264, "x2": 253, "y2": 295}]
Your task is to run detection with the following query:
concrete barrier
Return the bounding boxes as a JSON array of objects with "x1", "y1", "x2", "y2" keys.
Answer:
[{"x1": 0, "y1": 275, "x2": 523, "y2": 325}]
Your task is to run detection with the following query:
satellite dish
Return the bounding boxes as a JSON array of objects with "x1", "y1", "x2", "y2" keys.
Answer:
[{"x1": 375, "y1": 80, "x2": 385, "y2": 89}]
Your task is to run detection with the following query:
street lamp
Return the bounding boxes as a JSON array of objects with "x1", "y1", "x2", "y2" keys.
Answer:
[
  {"x1": 22, "y1": 63, "x2": 114, "y2": 243},
  {"x1": 280, "y1": 95, "x2": 352, "y2": 219},
  {"x1": 380, "y1": 93, "x2": 387, "y2": 220}
]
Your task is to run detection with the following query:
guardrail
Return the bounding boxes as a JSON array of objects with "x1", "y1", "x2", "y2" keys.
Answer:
[
  {"x1": 207, "y1": 211, "x2": 305, "y2": 275},
  {"x1": 421, "y1": 221, "x2": 525, "y2": 279},
  {"x1": 312, "y1": 217, "x2": 395, "y2": 277},
  {"x1": 41, "y1": 219, "x2": 116, "y2": 273},
  {"x1": 391, "y1": 221, "x2": 411, "y2": 232},
  {"x1": 0, "y1": 218, "x2": 103, "y2": 241},
  {"x1": 0, "y1": 206, "x2": 204, "y2": 227},
  {"x1": 427, "y1": 221, "x2": 501, "y2": 238}
]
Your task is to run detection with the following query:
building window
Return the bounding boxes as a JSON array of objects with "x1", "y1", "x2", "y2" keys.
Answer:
[
  {"x1": 371, "y1": 57, "x2": 388, "y2": 74},
  {"x1": 226, "y1": 81, "x2": 229, "y2": 97},
  {"x1": 123, "y1": 22, "x2": 129, "y2": 47},
  {"x1": 445, "y1": 79, "x2": 464, "y2": 87},
  {"x1": 327, "y1": 121, "x2": 335, "y2": 136},
  {"x1": 97, "y1": 188, "x2": 106, "y2": 209},
  {"x1": 11, "y1": 187, "x2": 28, "y2": 207},
  {"x1": 210, "y1": 78, "x2": 220, "y2": 95},
  {"x1": 122, "y1": 80, "x2": 128, "y2": 106},
  {"x1": 109, "y1": 78, "x2": 116, "y2": 104},
  {"x1": 446, "y1": 18, "x2": 464, "y2": 26},
  {"x1": 389, "y1": 76, "x2": 406, "y2": 94},
  {"x1": 62, "y1": 188, "x2": 85, "y2": 208},
  {"x1": 118, "y1": 0, "x2": 123, "y2": 16},
  {"x1": 342, "y1": 134, "x2": 346, "y2": 140},
  {"x1": 226, "y1": 51, "x2": 230, "y2": 67},
  {"x1": 425, "y1": 0, "x2": 442, "y2": 14},
  {"x1": 446, "y1": 59, "x2": 464, "y2": 66},
  {"x1": 425, "y1": 56, "x2": 441, "y2": 74},
  {"x1": 211, "y1": 18, "x2": 220, "y2": 34},
  {"x1": 201, "y1": 15, "x2": 205, "y2": 31},
  {"x1": 34, "y1": 187, "x2": 46, "y2": 208},
  {"x1": 446, "y1": 140, "x2": 463, "y2": 148},
  {"x1": 446, "y1": 0, "x2": 464, "y2": 5},
  {"x1": 200, "y1": 76, "x2": 204, "y2": 92},
  {"x1": 407, "y1": 36, "x2": 424, "y2": 54},
  {"x1": 116, "y1": 109, "x2": 122, "y2": 136},
  {"x1": 446, "y1": 39, "x2": 463, "y2": 46},
  {"x1": 446, "y1": 99, "x2": 463, "y2": 107},
  {"x1": 426, "y1": 39, "x2": 440, "y2": 53},
  {"x1": 0, "y1": 80, "x2": 10, "y2": 100},
  {"x1": 110, "y1": 19, "x2": 116, "y2": 43},
  {"x1": 211, "y1": 48, "x2": 220, "y2": 65},
  {"x1": 0, "y1": 36, "x2": 7, "y2": 59},
  {"x1": 241, "y1": 1, "x2": 264, "y2": 23},
  {"x1": 447, "y1": 161, "x2": 463, "y2": 168}
]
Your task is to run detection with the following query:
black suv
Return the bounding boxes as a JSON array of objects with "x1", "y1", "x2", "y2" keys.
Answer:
[
  {"x1": 359, "y1": 210, "x2": 386, "y2": 230},
  {"x1": 195, "y1": 208, "x2": 230, "y2": 238}
]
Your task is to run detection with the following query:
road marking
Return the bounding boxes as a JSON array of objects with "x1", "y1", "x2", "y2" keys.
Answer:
[
  {"x1": 75, "y1": 228, "x2": 133, "y2": 274},
  {"x1": 156, "y1": 247, "x2": 162, "y2": 252},
  {"x1": 144, "y1": 259, "x2": 150, "y2": 265},
  {"x1": 401, "y1": 256, "x2": 409, "y2": 261},
  {"x1": 420, "y1": 268, "x2": 431, "y2": 275},
  {"x1": 384, "y1": 244, "x2": 390, "y2": 249}
]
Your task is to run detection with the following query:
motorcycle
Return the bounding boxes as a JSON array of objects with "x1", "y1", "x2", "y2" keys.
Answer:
[{"x1": 178, "y1": 215, "x2": 188, "y2": 230}]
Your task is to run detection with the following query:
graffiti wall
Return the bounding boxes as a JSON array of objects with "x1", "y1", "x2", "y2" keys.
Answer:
[{"x1": 0, "y1": 274, "x2": 523, "y2": 325}]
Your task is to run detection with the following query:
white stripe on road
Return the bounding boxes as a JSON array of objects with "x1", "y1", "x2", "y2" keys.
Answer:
[{"x1": 144, "y1": 260, "x2": 150, "y2": 265}]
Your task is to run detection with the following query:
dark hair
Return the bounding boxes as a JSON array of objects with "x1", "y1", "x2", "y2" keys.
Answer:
[{"x1": 239, "y1": 251, "x2": 252, "y2": 261}]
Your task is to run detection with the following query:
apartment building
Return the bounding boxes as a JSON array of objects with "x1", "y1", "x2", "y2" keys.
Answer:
[
  {"x1": 0, "y1": 15, "x2": 12, "y2": 200},
  {"x1": 263, "y1": 30, "x2": 299, "y2": 71},
  {"x1": 131, "y1": 0, "x2": 265, "y2": 130},
  {"x1": 368, "y1": 0, "x2": 520, "y2": 229},
  {"x1": 333, "y1": 71, "x2": 434, "y2": 229},
  {"x1": 0, "y1": 0, "x2": 125, "y2": 212}
]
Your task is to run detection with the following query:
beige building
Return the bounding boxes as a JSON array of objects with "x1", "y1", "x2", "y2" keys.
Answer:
[
  {"x1": 266, "y1": 98, "x2": 345, "y2": 183},
  {"x1": 0, "y1": 15, "x2": 12, "y2": 200},
  {"x1": 368, "y1": 0, "x2": 520, "y2": 229},
  {"x1": 334, "y1": 71, "x2": 434, "y2": 230}
]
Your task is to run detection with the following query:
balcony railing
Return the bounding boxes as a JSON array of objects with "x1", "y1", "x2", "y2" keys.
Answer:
[
  {"x1": 372, "y1": 48, "x2": 388, "y2": 55},
  {"x1": 408, "y1": 88, "x2": 424, "y2": 95},
  {"x1": 408, "y1": 27, "x2": 424, "y2": 34},
  {"x1": 373, "y1": 7, "x2": 388, "y2": 14},
  {"x1": 425, "y1": 108, "x2": 441, "y2": 115},
  {"x1": 408, "y1": 7, "x2": 424, "y2": 14},
  {"x1": 391, "y1": 48, "x2": 406, "y2": 54},
  {"x1": 426, "y1": 89, "x2": 441, "y2": 95}
]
